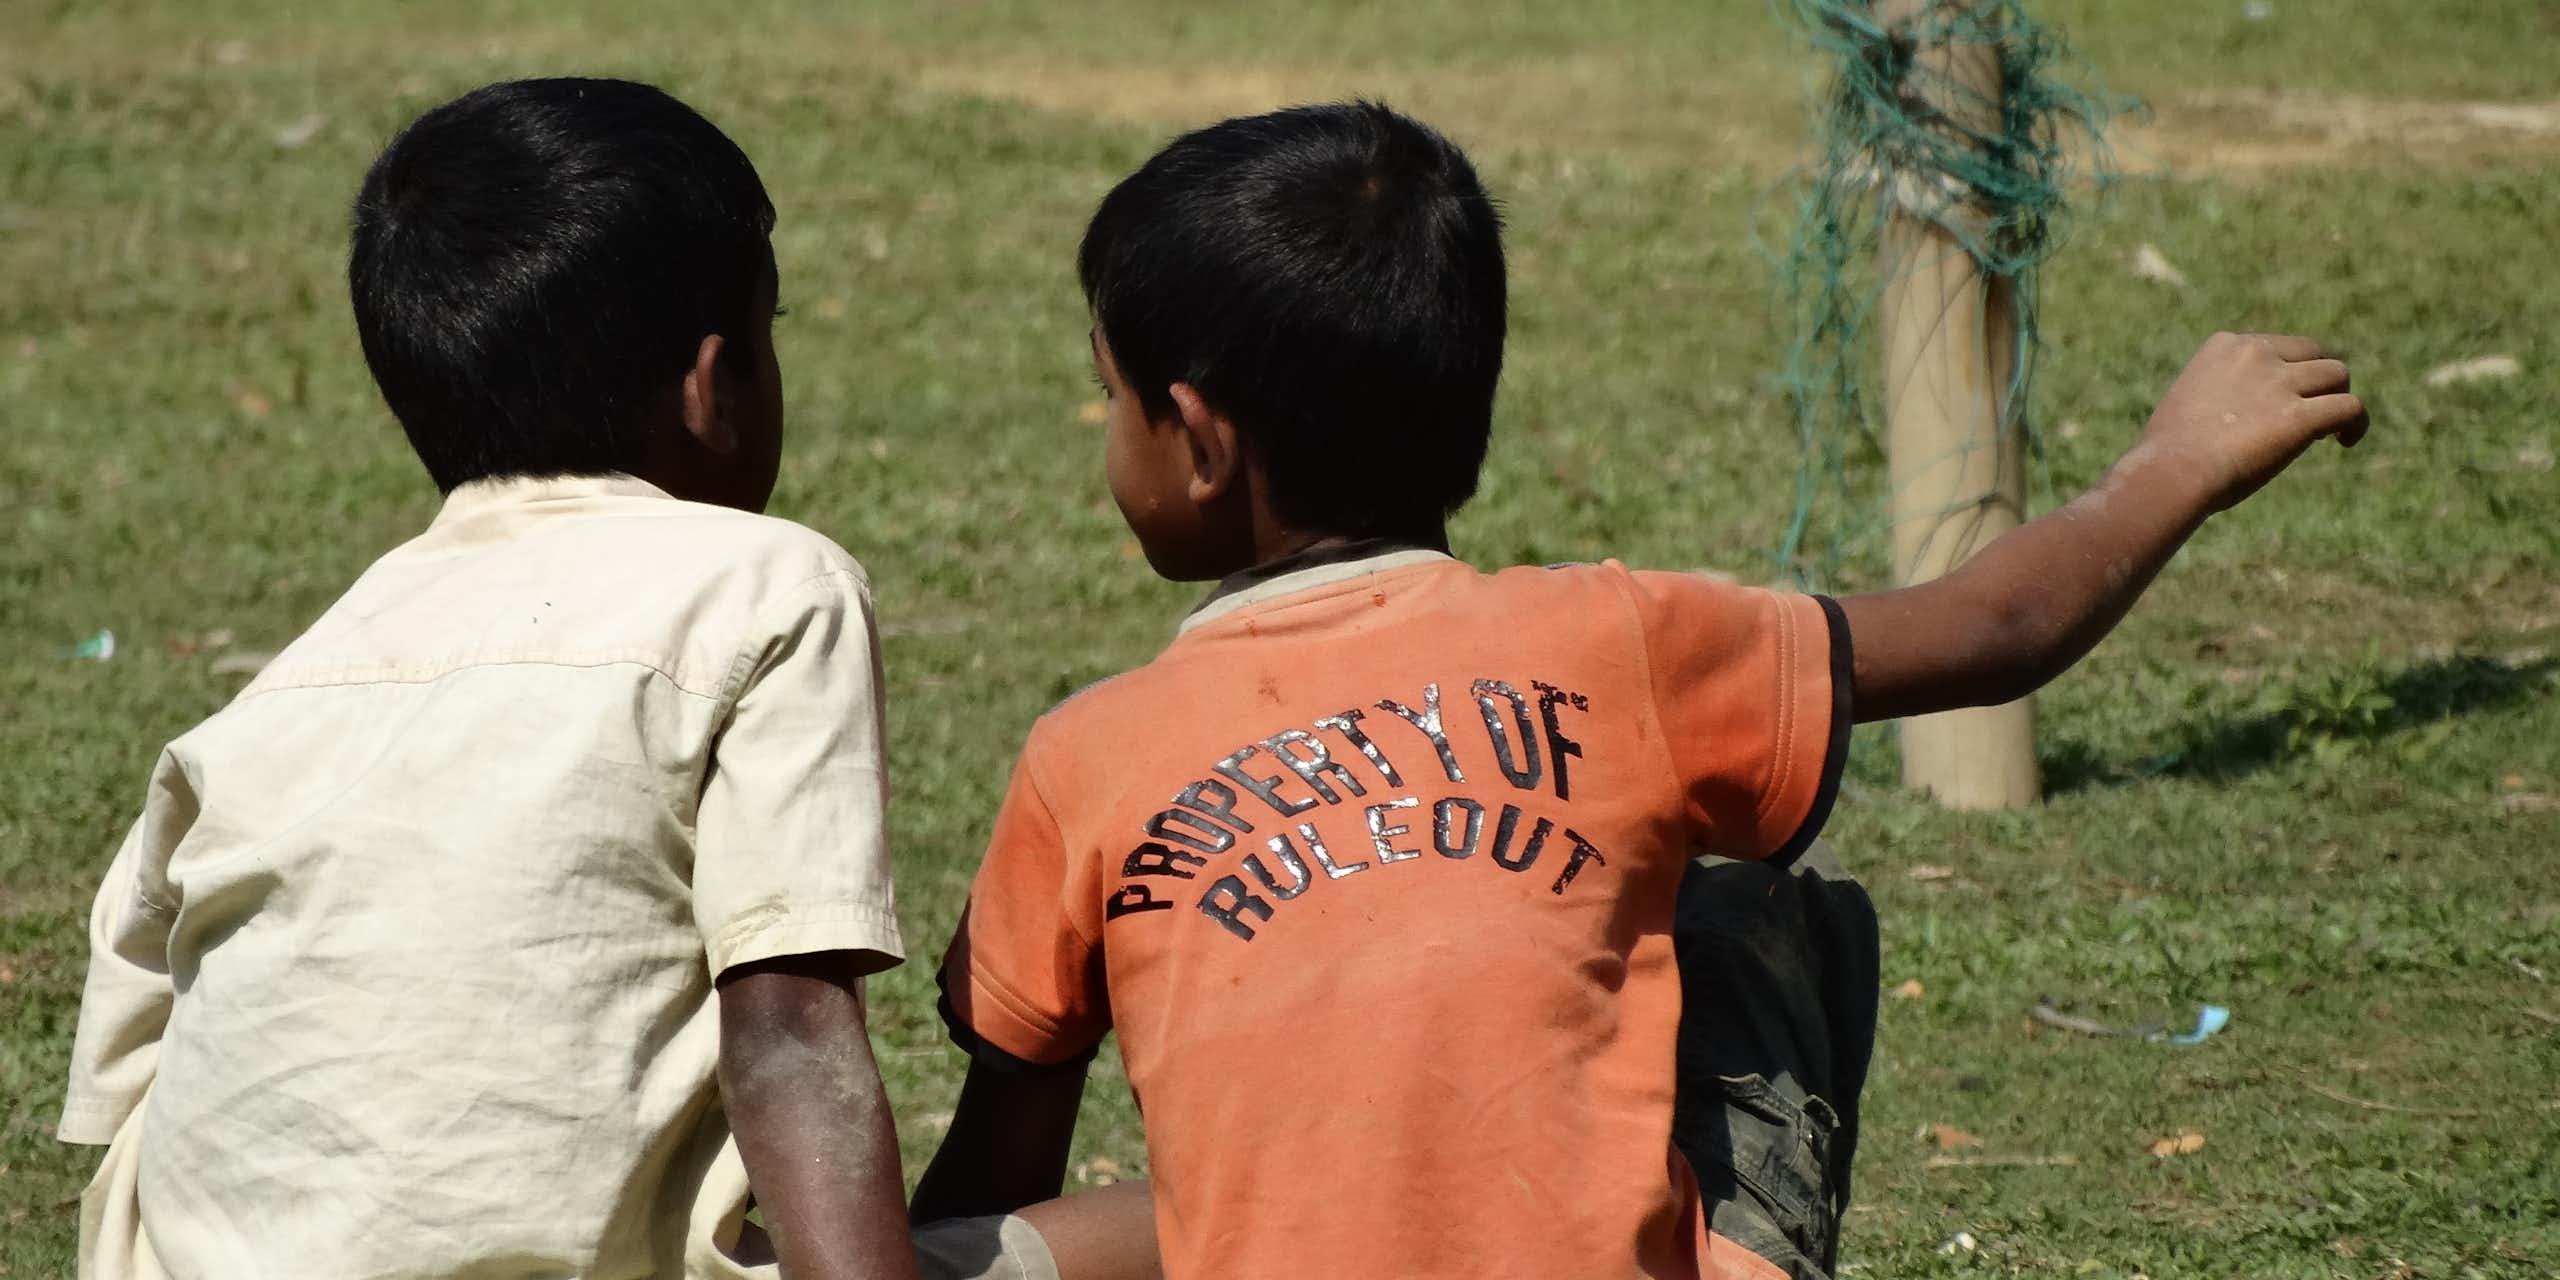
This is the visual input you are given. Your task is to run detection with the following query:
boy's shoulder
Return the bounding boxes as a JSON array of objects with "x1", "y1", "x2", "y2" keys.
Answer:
[
  {"x1": 569, "y1": 491, "x2": 868, "y2": 590},
  {"x1": 236, "y1": 482, "x2": 876, "y2": 704},
  {"x1": 1015, "y1": 556, "x2": 1692, "y2": 745}
]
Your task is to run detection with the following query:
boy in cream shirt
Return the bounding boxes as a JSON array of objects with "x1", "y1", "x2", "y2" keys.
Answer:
[{"x1": 59, "y1": 78, "x2": 1152, "y2": 1280}]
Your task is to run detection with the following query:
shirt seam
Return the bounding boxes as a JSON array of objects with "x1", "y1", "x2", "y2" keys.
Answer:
[
  {"x1": 236, "y1": 656, "x2": 734, "y2": 702},
  {"x1": 1609, "y1": 566, "x2": 1699, "y2": 857},
  {"x1": 714, "y1": 568, "x2": 874, "y2": 709},
  {"x1": 961, "y1": 951, "x2": 1086, "y2": 1049},
  {"x1": 709, "y1": 901, "x2": 902, "y2": 950},
  {"x1": 130, "y1": 750, "x2": 188, "y2": 915},
  {"x1": 1015, "y1": 736, "x2": 1101, "y2": 954},
  {"x1": 708, "y1": 903, "x2": 904, "y2": 973},
  {"x1": 1177, "y1": 554, "x2": 1459, "y2": 637}
]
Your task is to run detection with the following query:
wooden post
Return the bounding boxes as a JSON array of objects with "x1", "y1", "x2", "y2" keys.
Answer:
[{"x1": 1877, "y1": 0, "x2": 2040, "y2": 808}]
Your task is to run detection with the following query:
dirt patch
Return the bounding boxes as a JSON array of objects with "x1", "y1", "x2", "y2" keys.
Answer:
[
  {"x1": 2121, "y1": 90, "x2": 2560, "y2": 175},
  {"x1": 912, "y1": 56, "x2": 2560, "y2": 178},
  {"x1": 908, "y1": 55, "x2": 1811, "y2": 171}
]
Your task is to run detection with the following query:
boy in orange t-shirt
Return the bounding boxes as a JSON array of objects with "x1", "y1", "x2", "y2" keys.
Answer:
[{"x1": 913, "y1": 103, "x2": 2367, "y2": 1280}]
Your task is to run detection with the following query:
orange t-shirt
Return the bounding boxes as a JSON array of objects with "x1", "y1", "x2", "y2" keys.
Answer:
[{"x1": 941, "y1": 548, "x2": 1848, "y2": 1280}]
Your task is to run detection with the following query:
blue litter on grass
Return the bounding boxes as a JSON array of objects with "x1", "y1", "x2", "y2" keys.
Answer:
[
  {"x1": 2164, "y1": 1005, "x2": 2231, "y2": 1045},
  {"x1": 67, "y1": 629, "x2": 115, "y2": 661}
]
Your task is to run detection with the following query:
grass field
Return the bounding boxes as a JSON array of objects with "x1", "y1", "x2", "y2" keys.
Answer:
[{"x1": 4, "y1": 2, "x2": 2556, "y2": 1275}]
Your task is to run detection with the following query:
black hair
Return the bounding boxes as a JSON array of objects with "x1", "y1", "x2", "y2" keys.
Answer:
[
  {"x1": 1079, "y1": 101, "x2": 1506, "y2": 538},
  {"x1": 349, "y1": 78, "x2": 775, "y2": 492}
]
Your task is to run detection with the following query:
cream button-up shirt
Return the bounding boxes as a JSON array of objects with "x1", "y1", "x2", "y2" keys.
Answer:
[{"x1": 60, "y1": 473, "x2": 902, "y2": 1279}]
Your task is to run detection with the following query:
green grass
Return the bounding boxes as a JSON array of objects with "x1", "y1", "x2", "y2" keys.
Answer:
[{"x1": 4, "y1": 2, "x2": 2556, "y2": 1275}]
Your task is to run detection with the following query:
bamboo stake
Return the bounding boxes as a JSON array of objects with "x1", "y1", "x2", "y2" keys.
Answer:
[{"x1": 1877, "y1": 0, "x2": 2039, "y2": 808}]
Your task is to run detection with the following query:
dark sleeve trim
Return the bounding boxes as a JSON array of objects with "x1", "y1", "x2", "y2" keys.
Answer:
[
  {"x1": 1768, "y1": 594, "x2": 1855, "y2": 869},
  {"x1": 934, "y1": 966, "x2": 1101, "y2": 1076}
]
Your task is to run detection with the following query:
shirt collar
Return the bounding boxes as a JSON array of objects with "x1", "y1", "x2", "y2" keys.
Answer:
[
  {"x1": 428, "y1": 472, "x2": 677, "y2": 526},
  {"x1": 415, "y1": 472, "x2": 682, "y2": 548},
  {"x1": 1180, "y1": 539, "x2": 1457, "y2": 634}
]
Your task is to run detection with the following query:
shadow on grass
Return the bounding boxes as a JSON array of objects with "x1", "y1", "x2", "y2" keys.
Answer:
[{"x1": 2042, "y1": 654, "x2": 2558, "y2": 795}]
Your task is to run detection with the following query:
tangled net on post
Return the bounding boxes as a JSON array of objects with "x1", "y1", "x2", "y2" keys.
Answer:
[{"x1": 1767, "y1": 0, "x2": 2128, "y2": 584}]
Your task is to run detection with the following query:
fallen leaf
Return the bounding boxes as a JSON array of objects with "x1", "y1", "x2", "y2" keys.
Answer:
[
  {"x1": 14, "y1": 337, "x2": 34, "y2": 359},
  {"x1": 203, "y1": 628, "x2": 235, "y2": 650},
  {"x1": 814, "y1": 297, "x2": 848, "y2": 320},
  {"x1": 1077, "y1": 400, "x2": 1108, "y2": 424},
  {"x1": 1929, "y1": 1124, "x2": 1983, "y2": 1150},
  {"x1": 1890, "y1": 977, "x2": 1926, "y2": 1000},
  {"x1": 1907, "y1": 864, "x2": 1955, "y2": 882},
  {"x1": 2145, "y1": 1129, "x2": 2206, "y2": 1158},
  {"x1": 273, "y1": 113, "x2": 327, "y2": 150},
  {"x1": 2506, "y1": 774, "x2": 2529, "y2": 789},
  {"x1": 0, "y1": 963, "x2": 17, "y2": 984},
  {"x1": 210, "y1": 651, "x2": 275, "y2": 677},
  {"x1": 2424, "y1": 354, "x2": 2520, "y2": 387},
  {"x1": 2519, "y1": 442, "x2": 2554, "y2": 474},
  {"x1": 2130, "y1": 243, "x2": 2189, "y2": 289},
  {"x1": 231, "y1": 384, "x2": 273, "y2": 417}
]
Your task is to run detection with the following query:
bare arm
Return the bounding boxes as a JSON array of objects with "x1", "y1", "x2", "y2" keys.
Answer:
[
  {"x1": 718, "y1": 951, "x2": 919, "y2": 1280},
  {"x1": 910, "y1": 1057, "x2": 1087, "y2": 1223},
  {"x1": 1838, "y1": 332, "x2": 2369, "y2": 722}
]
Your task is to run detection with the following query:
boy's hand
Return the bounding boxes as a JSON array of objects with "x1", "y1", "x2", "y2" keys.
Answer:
[
  {"x1": 2134, "y1": 332, "x2": 2367, "y2": 512},
  {"x1": 1838, "y1": 330, "x2": 2374, "y2": 723}
]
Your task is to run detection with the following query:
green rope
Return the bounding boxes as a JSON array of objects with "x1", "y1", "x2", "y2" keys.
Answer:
[{"x1": 1767, "y1": 0, "x2": 2127, "y2": 585}]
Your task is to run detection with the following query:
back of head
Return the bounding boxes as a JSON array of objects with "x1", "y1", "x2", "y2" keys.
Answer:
[
  {"x1": 1080, "y1": 102, "x2": 1507, "y2": 539},
  {"x1": 350, "y1": 78, "x2": 774, "y2": 493}
]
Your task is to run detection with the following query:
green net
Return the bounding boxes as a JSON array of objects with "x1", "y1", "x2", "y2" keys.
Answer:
[{"x1": 1767, "y1": 0, "x2": 2126, "y2": 585}]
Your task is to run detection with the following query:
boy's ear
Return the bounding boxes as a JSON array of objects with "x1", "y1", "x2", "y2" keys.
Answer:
[
  {"x1": 679, "y1": 333, "x2": 739, "y2": 456},
  {"x1": 1167, "y1": 382, "x2": 1241, "y2": 504}
]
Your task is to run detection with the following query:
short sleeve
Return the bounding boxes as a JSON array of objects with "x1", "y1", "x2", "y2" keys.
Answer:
[
  {"x1": 936, "y1": 747, "x2": 1110, "y2": 1071},
  {"x1": 1622, "y1": 569, "x2": 1852, "y2": 864},
  {"x1": 60, "y1": 751, "x2": 193, "y2": 1144},
  {"x1": 695, "y1": 570, "x2": 904, "y2": 977}
]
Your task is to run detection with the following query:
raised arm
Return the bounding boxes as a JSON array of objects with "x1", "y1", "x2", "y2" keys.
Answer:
[
  {"x1": 718, "y1": 951, "x2": 919, "y2": 1280},
  {"x1": 1837, "y1": 332, "x2": 2367, "y2": 722}
]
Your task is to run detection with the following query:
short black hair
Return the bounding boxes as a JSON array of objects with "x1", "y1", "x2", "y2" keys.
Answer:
[
  {"x1": 1080, "y1": 102, "x2": 1506, "y2": 538},
  {"x1": 350, "y1": 78, "x2": 775, "y2": 492}
]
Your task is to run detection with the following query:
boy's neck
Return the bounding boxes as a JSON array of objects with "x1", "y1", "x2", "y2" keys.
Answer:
[{"x1": 1241, "y1": 524, "x2": 1451, "y2": 575}]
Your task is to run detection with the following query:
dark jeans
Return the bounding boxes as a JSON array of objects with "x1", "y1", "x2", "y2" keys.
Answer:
[{"x1": 1671, "y1": 841, "x2": 1879, "y2": 1280}]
